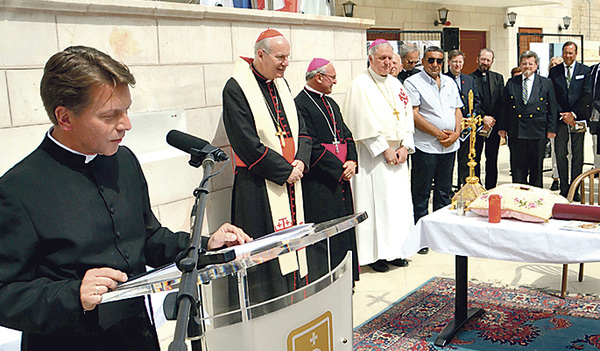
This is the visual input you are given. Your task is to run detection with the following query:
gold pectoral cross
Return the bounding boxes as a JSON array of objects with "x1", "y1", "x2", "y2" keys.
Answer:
[
  {"x1": 275, "y1": 125, "x2": 286, "y2": 147},
  {"x1": 393, "y1": 109, "x2": 400, "y2": 121}
]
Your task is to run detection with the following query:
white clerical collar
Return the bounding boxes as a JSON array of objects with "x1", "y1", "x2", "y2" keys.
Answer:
[
  {"x1": 47, "y1": 127, "x2": 97, "y2": 164},
  {"x1": 304, "y1": 85, "x2": 324, "y2": 97},
  {"x1": 368, "y1": 67, "x2": 388, "y2": 82}
]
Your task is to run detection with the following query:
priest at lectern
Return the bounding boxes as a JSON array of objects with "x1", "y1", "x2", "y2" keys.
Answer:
[{"x1": 0, "y1": 46, "x2": 250, "y2": 351}]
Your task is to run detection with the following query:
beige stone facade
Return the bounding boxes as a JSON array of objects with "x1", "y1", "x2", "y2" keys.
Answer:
[
  {"x1": 0, "y1": 0, "x2": 372, "y2": 233},
  {"x1": 2, "y1": 0, "x2": 599, "y2": 234}
]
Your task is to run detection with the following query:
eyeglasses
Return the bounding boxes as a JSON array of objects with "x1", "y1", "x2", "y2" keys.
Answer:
[
  {"x1": 263, "y1": 50, "x2": 289, "y2": 63},
  {"x1": 320, "y1": 73, "x2": 337, "y2": 81},
  {"x1": 405, "y1": 60, "x2": 418, "y2": 64},
  {"x1": 427, "y1": 57, "x2": 444, "y2": 65}
]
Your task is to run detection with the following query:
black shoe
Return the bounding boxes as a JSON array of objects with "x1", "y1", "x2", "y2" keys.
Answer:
[
  {"x1": 550, "y1": 180, "x2": 559, "y2": 191},
  {"x1": 573, "y1": 193, "x2": 581, "y2": 202},
  {"x1": 368, "y1": 260, "x2": 389, "y2": 272},
  {"x1": 418, "y1": 247, "x2": 429, "y2": 255},
  {"x1": 388, "y1": 258, "x2": 409, "y2": 267}
]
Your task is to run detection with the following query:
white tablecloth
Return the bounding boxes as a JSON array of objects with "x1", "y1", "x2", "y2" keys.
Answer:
[
  {"x1": 400, "y1": 206, "x2": 600, "y2": 264},
  {"x1": 0, "y1": 327, "x2": 20, "y2": 351}
]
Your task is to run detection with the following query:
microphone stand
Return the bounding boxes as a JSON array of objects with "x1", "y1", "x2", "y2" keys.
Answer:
[{"x1": 164, "y1": 145, "x2": 233, "y2": 351}]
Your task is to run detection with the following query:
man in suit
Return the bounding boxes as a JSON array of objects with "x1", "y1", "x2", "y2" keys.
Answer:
[
  {"x1": 498, "y1": 50, "x2": 558, "y2": 187},
  {"x1": 471, "y1": 48, "x2": 504, "y2": 189},
  {"x1": 588, "y1": 52, "x2": 600, "y2": 160},
  {"x1": 445, "y1": 49, "x2": 481, "y2": 186},
  {"x1": 398, "y1": 43, "x2": 420, "y2": 83},
  {"x1": 549, "y1": 41, "x2": 591, "y2": 198}
]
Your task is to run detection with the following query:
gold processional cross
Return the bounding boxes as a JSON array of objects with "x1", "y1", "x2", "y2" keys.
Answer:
[{"x1": 451, "y1": 90, "x2": 487, "y2": 211}]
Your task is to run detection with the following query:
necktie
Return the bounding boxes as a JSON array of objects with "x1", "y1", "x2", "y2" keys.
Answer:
[
  {"x1": 523, "y1": 77, "x2": 529, "y2": 104},
  {"x1": 566, "y1": 65, "x2": 572, "y2": 88}
]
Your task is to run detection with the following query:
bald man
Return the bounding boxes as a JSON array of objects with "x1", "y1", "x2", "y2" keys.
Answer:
[{"x1": 390, "y1": 53, "x2": 403, "y2": 79}]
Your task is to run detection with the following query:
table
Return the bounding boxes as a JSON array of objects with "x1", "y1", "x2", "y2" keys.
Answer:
[{"x1": 400, "y1": 206, "x2": 600, "y2": 347}]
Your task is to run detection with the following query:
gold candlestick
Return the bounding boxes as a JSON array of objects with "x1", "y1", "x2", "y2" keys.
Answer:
[{"x1": 451, "y1": 90, "x2": 487, "y2": 210}]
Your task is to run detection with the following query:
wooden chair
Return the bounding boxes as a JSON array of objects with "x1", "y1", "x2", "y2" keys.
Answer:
[{"x1": 560, "y1": 167, "x2": 600, "y2": 298}]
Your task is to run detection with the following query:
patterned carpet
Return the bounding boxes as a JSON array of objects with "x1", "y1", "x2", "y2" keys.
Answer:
[{"x1": 353, "y1": 277, "x2": 600, "y2": 350}]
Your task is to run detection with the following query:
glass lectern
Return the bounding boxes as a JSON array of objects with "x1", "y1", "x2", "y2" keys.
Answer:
[{"x1": 102, "y1": 212, "x2": 366, "y2": 350}]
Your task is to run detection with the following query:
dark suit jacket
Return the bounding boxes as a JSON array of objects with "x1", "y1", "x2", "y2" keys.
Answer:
[
  {"x1": 549, "y1": 61, "x2": 591, "y2": 121},
  {"x1": 398, "y1": 68, "x2": 419, "y2": 83},
  {"x1": 500, "y1": 74, "x2": 558, "y2": 140},
  {"x1": 444, "y1": 71, "x2": 481, "y2": 117},
  {"x1": 470, "y1": 69, "x2": 504, "y2": 118}
]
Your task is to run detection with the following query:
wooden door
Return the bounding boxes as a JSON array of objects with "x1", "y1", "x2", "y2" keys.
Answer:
[
  {"x1": 460, "y1": 30, "x2": 486, "y2": 74},
  {"x1": 518, "y1": 27, "x2": 543, "y2": 55}
]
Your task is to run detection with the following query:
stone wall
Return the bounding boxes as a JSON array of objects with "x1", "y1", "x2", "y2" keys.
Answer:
[
  {"x1": 0, "y1": 0, "x2": 373, "y2": 233},
  {"x1": 334, "y1": 0, "x2": 600, "y2": 76}
]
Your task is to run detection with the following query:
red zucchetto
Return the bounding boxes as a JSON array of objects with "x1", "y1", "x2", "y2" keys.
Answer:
[{"x1": 256, "y1": 28, "x2": 284, "y2": 43}]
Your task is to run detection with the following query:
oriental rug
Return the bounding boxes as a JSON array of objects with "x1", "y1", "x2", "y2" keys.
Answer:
[{"x1": 353, "y1": 277, "x2": 600, "y2": 350}]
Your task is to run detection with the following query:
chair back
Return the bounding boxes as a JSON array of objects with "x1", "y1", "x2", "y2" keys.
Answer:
[{"x1": 567, "y1": 167, "x2": 600, "y2": 205}]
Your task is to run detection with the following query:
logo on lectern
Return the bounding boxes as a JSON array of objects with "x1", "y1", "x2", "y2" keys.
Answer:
[{"x1": 287, "y1": 311, "x2": 333, "y2": 351}]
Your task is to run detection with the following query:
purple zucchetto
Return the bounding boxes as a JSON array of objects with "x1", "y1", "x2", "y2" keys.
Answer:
[
  {"x1": 369, "y1": 38, "x2": 390, "y2": 50},
  {"x1": 307, "y1": 58, "x2": 330, "y2": 72}
]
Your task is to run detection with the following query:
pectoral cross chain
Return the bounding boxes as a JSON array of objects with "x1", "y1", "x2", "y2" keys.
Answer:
[{"x1": 275, "y1": 125, "x2": 286, "y2": 147}]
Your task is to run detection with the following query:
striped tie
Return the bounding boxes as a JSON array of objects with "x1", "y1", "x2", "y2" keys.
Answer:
[
  {"x1": 522, "y1": 77, "x2": 529, "y2": 104},
  {"x1": 566, "y1": 65, "x2": 572, "y2": 88}
]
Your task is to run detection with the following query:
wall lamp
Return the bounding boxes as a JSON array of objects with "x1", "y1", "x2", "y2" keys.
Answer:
[
  {"x1": 342, "y1": 1, "x2": 356, "y2": 17},
  {"x1": 503, "y1": 12, "x2": 517, "y2": 28},
  {"x1": 558, "y1": 16, "x2": 572, "y2": 31},
  {"x1": 434, "y1": 7, "x2": 450, "y2": 26}
]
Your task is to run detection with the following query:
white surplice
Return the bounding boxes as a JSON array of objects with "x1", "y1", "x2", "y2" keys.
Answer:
[{"x1": 342, "y1": 68, "x2": 415, "y2": 265}]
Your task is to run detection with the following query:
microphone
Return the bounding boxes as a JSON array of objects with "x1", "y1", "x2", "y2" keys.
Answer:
[{"x1": 166, "y1": 130, "x2": 228, "y2": 162}]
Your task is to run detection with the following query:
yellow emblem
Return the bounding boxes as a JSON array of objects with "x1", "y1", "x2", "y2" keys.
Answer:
[{"x1": 287, "y1": 311, "x2": 333, "y2": 351}]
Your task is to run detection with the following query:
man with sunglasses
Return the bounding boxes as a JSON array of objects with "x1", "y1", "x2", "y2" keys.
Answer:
[
  {"x1": 398, "y1": 43, "x2": 421, "y2": 83},
  {"x1": 404, "y1": 46, "x2": 463, "y2": 224}
]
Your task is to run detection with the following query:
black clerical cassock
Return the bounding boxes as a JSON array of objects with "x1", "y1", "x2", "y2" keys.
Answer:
[
  {"x1": 222, "y1": 59, "x2": 311, "y2": 310},
  {"x1": 295, "y1": 87, "x2": 359, "y2": 282}
]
